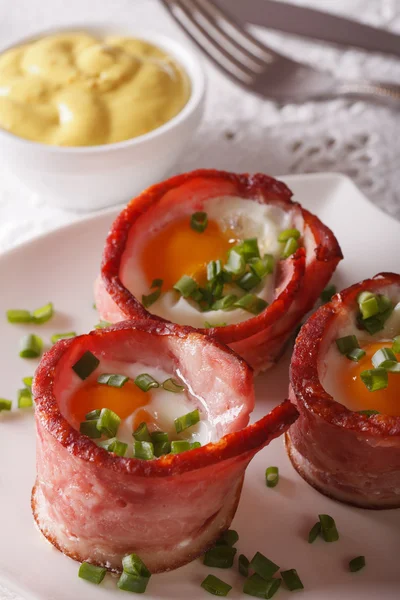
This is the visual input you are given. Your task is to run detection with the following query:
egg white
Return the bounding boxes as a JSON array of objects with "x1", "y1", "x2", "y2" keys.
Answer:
[{"x1": 121, "y1": 196, "x2": 296, "y2": 327}]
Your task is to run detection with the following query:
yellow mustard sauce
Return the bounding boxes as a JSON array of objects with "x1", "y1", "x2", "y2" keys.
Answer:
[{"x1": 0, "y1": 32, "x2": 191, "y2": 146}]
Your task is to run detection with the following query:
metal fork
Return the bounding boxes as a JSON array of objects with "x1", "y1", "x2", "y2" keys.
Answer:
[{"x1": 161, "y1": 0, "x2": 400, "y2": 105}]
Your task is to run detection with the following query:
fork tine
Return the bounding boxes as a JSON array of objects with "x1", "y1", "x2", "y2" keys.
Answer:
[{"x1": 160, "y1": 0, "x2": 255, "y2": 84}]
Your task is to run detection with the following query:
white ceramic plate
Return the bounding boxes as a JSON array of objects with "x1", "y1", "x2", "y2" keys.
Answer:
[{"x1": 1, "y1": 173, "x2": 399, "y2": 600}]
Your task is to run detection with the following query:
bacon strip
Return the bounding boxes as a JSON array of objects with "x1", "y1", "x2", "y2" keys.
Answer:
[
  {"x1": 287, "y1": 272, "x2": 400, "y2": 509},
  {"x1": 32, "y1": 319, "x2": 298, "y2": 572},
  {"x1": 95, "y1": 169, "x2": 342, "y2": 373}
]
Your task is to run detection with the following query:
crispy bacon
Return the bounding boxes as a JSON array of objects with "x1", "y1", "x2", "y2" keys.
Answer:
[
  {"x1": 287, "y1": 272, "x2": 400, "y2": 509},
  {"x1": 95, "y1": 169, "x2": 342, "y2": 373},
  {"x1": 32, "y1": 319, "x2": 298, "y2": 572}
]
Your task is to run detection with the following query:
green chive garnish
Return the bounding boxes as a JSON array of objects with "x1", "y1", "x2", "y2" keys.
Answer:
[
  {"x1": 142, "y1": 279, "x2": 163, "y2": 308},
  {"x1": 207, "y1": 260, "x2": 222, "y2": 281},
  {"x1": 201, "y1": 574, "x2": 232, "y2": 596},
  {"x1": 237, "y1": 272, "x2": 262, "y2": 292},
  {"x1": 173, "y1": 275, "x2": 198, "y2": 298},
  {"x1": 204, "y1": 546, "x2": 237, "y2": 569},
  {"x1": 154, "y1": 441, "x2": 171, "y2": 457},
  {"x1": 357, "y1": 292, "x2": 393, "y2": 334},
  {"x1": 393, "y1": 336, "x2": 400, "y2": 354},
  {"x1": 358, "y1": 292, "x2": 379, "y2": 319},
  {"x1": 371, "y1": 348, "x2": 397, "y2": 369},
  {"x1": 17, "y1": 388, "x2": 32, "y2": 408},
  {"x1": 360, "y1": 368, "x2": 388, "y2": 392},
  {"x1": 243, "y1": 574, "x2": 281, "y2": 598},
  {"x1": 117, "y1": 572, "x2": 150, "y2": 593},
  {"x1": 122, "y1": 554, "x2": 151, "y2": 577},
  {"x1": 72, "y1": 350, "x2": 99, "y2": 380},
  {"x1": 349, "y1": 556, "x2": 366, "y2": 572},
  {"x1": 94, "y1": 320, "x2": 112, "y2": 329},
  {"x1": 265, "y1": 466, "x2": 279, "y2": 488},
  {"x1": 211, "y1": 294, "x2": 238, "y2": 311},
  {"x1": 6, "y1": 309, "x2": 32, "y2": 323},
  {"x1": 278, "y1": 228, "x2": 301, "y2": 242},
  {"x1": 22, "y1": 376, "x2": 33, "y2": 389},
  {"x1": 85, "y1": 409, "x2": 101, "y2": 420},
  {"x1": 133, "y1": 422, "x2": 152, "y2": 442},
  {"x1": 80, "y1": 420, "x2": 102, "y2": 439},
  {"x1": 51, "y1": 332, "x2": 76, "y2": 344},
  {"x1": 97, "y1": 373, "x2": 129, "y2": 388},
  {"x1": 336, "y1": 335, "x2": 359, "y2": 355},
  {"x1": 78, "y1": 562, "x2": 106, "y2": 585},
  {"x1": 319, "y1": 514, "x2": 339, "y2": 542},
  {"x1": 190, "y1": 441, "x2": 201, "y2": 449},
  {"x1": 134, "y1": 373, "x2": 159, "y2": 392},
  {"x1": 175, "y1": 409, "x2": 200, "y2": 433},
  {"x1": 0, "y1": 399, "x2": 12, "y2": 411},
  {"x1": 190, "y1": 211, "x2": 208, "y2": 233},
  {"x1": 357, "y1": 409, "x2": 380, "y2": 417},
  {"x1": 224, "y1": 250, "x2": 246, "y2": 276},
  {"x1": 216, "y1": 530, "x2": 239, "y2": 547},
  {"x1": 281, "y1": 569, "x2": 304, "y2": 591},
  {"x1": 204, "y1": 321, "x2": 228, "y2": 328},
  {"x1": 98, "y1": 437, "x2": 127, "y2": 456},
  {"x1": 31, "y1": 302, "x2": 53, "y2": 324},
  {"x1": 151, "y1": 278, "x2": 163, "y2": 288},
  {"x1": 171, "y1": 440, "x2": 191, "y2": 454},
  {"x1": 19, "y1": 334, "x2": 43, "y2": 358},
  {"x1": 308, "y1": 522, "x2": 321, "y2": 543},
  {"x1": 96, "y1": 408, "x2": 120, "y2": 437},
  {"x1": 234, "y1": 238, "x2": 260, "y2": 261},
  {"x1": 320, "y1": 284, "x2": 337, "y2": 304},
  {"x1": 281, "y1": 237, "x2": 298, "y2": 259},
  {"x1": 387, "y1": 363, "x2": 400, "y2": 373},
  {"x1": 347, "y1": 348, "x2": 366, "y2": 362},
  {"x1": 249, "y1": 255, "x2": 274, "y2": 278},
  {"x1": 134, "y1": 440, "x2": 154, "y2": 460},
  {"x1": 150, "y1": 431, "x2": 169, "y2": 443},
  {"x1": 239, "y1": 554, "x2": 250, "y2": 577},
  {"x1": 163, "y1": 378, "x2": 185, "y2": 393},
  {"x1": 249, "y1": 552, "x2": 279, "y2": 580},
  {"x1": 234, "y1": 294, "x2": 268, "y2": 315}
]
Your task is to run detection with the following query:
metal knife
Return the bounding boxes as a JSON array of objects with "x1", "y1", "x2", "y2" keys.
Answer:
[{"x1": 216, "y1": 0, "x2": 400, "y2": 58}]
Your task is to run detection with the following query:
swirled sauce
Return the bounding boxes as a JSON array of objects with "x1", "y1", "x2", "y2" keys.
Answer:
[{"x1": 0, "y1": 32, "x2": 191, "y2": 146}]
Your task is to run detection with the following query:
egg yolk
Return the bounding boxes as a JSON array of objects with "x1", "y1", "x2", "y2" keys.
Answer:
[
  {"x1": 140, "y1": 216, "x2": 238, "y2": 289},
  {"x1": 337, "y1": 341, "x2": 400, "y2": 416},
  {"x1": 69, "y1": 380, "x2": 150, "y2": 423}
]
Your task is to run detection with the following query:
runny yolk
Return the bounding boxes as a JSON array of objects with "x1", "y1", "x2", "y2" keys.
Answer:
[
  {"x1": 69, "y1": 380, "x2": 150, "y2": 423},
  {"x1": 338, "y1": 341, "x2": 400, "y2": 416},
  {"x1": 140, "y1": 216, "x2": 238, "y2": 289}
]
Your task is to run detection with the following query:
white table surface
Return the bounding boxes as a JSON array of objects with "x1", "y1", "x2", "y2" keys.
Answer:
[{"x1": 0, "y1": 0, "x2": 400, "y2": 598}]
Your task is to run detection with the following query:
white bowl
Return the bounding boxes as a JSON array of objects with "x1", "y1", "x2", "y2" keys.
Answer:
[{"x1": 0, "y1": 24, "x2": 206, "y2": 211}]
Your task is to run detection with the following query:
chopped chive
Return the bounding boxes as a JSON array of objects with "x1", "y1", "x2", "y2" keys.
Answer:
[
  {"x1": 22, "y1": 376, "x2": 33, "y2": 389},
  {"x1": 151, "y1": 278, "x2": 163, "y2": 289},
  {"x1": 32, "y1": 302, "x2": 53, "y2": 324},
  {"x1": 239, "y1": 554, "x2": 250, "y2": 577},
  {"x1": 171, "y1": 440, "x2": 191, "y2": 454},
  {"x1": 17, "y1": 388, "x2": 32, "y2": 408},
  {"x1": 265, "y1": 466, "x2": 279, "y2": 488},
  {"x1": 80, "y1": 420, "x2": 102, "y2": 439},
  {"x1": 308, "y1": 522, "x2": 321, "y2": 543},
  {"x1": 134, "y1": 440, "x2": 154, "y2": 460},
  {"x1": 249, "y1": 254, "x2": 274, "y2": 278},
  {"x1": 85, "y1": 409, "x2": 101, "y2": 420},
  {"x1": 216, "y1": 530, "x2": 239, "y2": 547},
  {"x1": 201, "y1": 574, "x2": 232, "y2": 596},
  {"x1": 94, "y1": 320, "x2": 112, "y2": 329},
  {"x1": 237, "y1": 272, "x2": 262, "y2": 292},
  {"x1": 360, "y1": 368, "x2": 388, "y2": 392},
  {"x1": 358, "y1": 293, "x2": 379, "y2": 319},
  {"x1": 175, "y1": 409, "x2": 200, "y2": 433},
  {"x1": 96, "y1": 408, "x2": 120, "y2": 437},
  {"x1": 163, "y1": 378, "x2": 185, "y2": 393},
  {"x1": 122, "y1": 554, "x2": 151, "y2": 577},
  {"x1": 190, "y1": 441, "x2": 201, "y2": 449},
  {"x1": 278, "y1": 228, "x2": 301, "y2": 242},
  {"x1": 97, "y1": 373, "x2": 129, "y2": 388},
  {"x1": 72, "y1": 350, "x2": 99, "y2": 380},
  {"x1": 249, "y1": 552, "x2": 279, "y2": 580},
  {"x1": 207, "y1": 260, "x2": 222, "y2": 281},
  {"x1": 211, "y1": 294, "x2": 238, "y2": 311},
  {"x1": 0, "y1": 399, "x2": 12, "y2": 411},
  {"x1": 204, "y1": 546, "x2": 237, "y2": 569},
  {"x1": 78, "y1": 562, "x2": 106, "y2": 585},
  {"x1": 234, "y1": 294, "x2": 268, "y2": 315},
  {"x1": 134, "y1": 373, "x2": 159, "y2": 392},
  {"x1": 349, "y1": 556, "x2": 366, "y2": 572},
  {"x1": 190, "y1": 211, "x2": 208, "y2": 233},
  {"x1": 335, "y1": 335, "x2": 359, "y2": 355},
  {"x1": 320, "y1": 284, "x2": 337, "y2": 304},
  {"x1": 154, "y1": 441, "x2": 171, "y2": 457},
  {"x1": 386, "y1": 363, "x2": 400, "y2": 373},
  {"x1": 281, "y1": 569, "x2": 304, "y2": 591},
  {"x1": 6, "y1": 309, "x2": 32, "y2": 323},
  {"x1": 347, "y1": 348, "x2": 366, "y2": 362},
  {"x1": 117, "y1": 572, "x2": 150, "y2": 593},
  {"x1": 357, "y1": 409, "x2": 380, "y2": 417},
  {"x1": 319, "y1": 514, "x2": 339, "y2": 542},
  {"x1": 51, "y1": 331, "x2": 76, "y2": 344},
  {"x1": 243, "y1": 574, "x2": 281, "y2": 599},
  {"x1": 358, "y1": 292, "x2": 393, "y2": 334},
  {"x1": 19, "y1": 334, "x2": 43, "y2": 359},
  {"x1": 133, "y1": 422, "x2": 152, "y2": 442},
  {"x1": 234, "y1": 238, "x2": 260, "y2": 261},
  {"x1": 173, "y1": 275, "x2": 198, "y2": 298},
  {"x1": 224, "y1": 250, "x2": 246, "y2": 276},
  {"x1": 98, "y1": 437, "x2": 127, "y2": 456},
  {"x1": 371, "y1": 348, "x2": 397, "y2": 369},
  {"x1": 204, "y1": 321, "x2": 228, "y2": 328},
  {"x1": 393, "y1": 336, "x2": 400, "y2": 354},
  {"x1": 281, "y1": 237, "x2": 298, "y2": 259},
  {"x1": 150, "y1": 431, "x2": 169, "y2": 443},
  {"x1": 142, "y1": 289, "x2": 161, "y2": 308}
]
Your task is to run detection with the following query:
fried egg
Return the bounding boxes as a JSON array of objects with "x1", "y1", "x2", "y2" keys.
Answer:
[
  {"x1": 321, "y1": 295, "x2": 400, "y2": 416},
  {"x1": 121, "y1": 196, "x2": 296, "y2": 327}
]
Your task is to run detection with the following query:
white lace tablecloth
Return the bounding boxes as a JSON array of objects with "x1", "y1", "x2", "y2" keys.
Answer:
[{"x1": 1, "y1": 0, "x2": 399, "y2": 598}]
